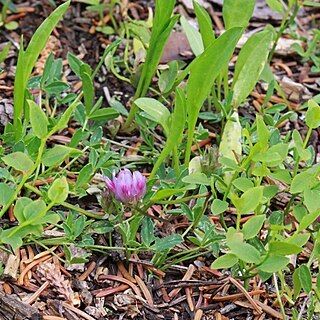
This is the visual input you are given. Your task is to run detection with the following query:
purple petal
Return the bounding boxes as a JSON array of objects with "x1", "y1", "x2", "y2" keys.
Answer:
[
  {"x1": 104, "y1": 176, "x2": 116, "y2": 193},
  {"x1": 132, "y1": 171, "x2": 146, "y2": 200}
]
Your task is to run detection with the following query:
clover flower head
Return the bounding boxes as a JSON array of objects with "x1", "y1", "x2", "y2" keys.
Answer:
[{"x1": 104, "y1": 169, "x2": 146, "y2": 204}]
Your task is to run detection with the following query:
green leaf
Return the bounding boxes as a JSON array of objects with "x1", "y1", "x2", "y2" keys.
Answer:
[
  {"x1": 44, "y1": 81, "x2": 69, "y2": 95},
  {"x1": 258, "y1": 256, "x2": 289, "y2": 273},
  {"x1": 211, "y1": 199, "x2": 229, "y2": 215},
  {"x1": 159, "y1": 61, "x2": 179, "y2": 94},
  {"x1": 82, "y1": 71, "x2": 94, "y2": 115},
  {"x1": 56, "y1": 101, "x2": 80, "y2": 130},
  {"x1": 88, "y1": 108, "x2": 119, "y2": 122},
  {"x1": 298, "y1": 210, "x2": 320, "y2": 231},
  {"x1": 14, "y1": 198, "x2": 32, "y2": 223},
  {"x1": 135, "y1": 98, "x2": 171, "y2": 135},
  {"x1": 223, "y1": 0, "x2": 255, "y2": 29},
  {"x1": 67, "y1": 52, "x2": 84, "y2": 77},
  {"x1": 182, "y1": 173, "x2": 210, "y2": 185},
  {"x1": 232, "y1": 29, "x2": 273, "y2": 107},
  {"x1": 256, "y1": 115, "x2": 270, "y2": 147},
  {"x1": 211, "y1": 253, "x2": 238, "y2": 269},
  {"x1": 293, "y1": 268, "x2": 301, "y2": 299},
  {"x1": 229, "y1": 241, "x2": 261, "y2": 263},
  {"x1": 193, "y1": 0, "x2": 215, "y2": 48},
  {"x1": 303, "y1": 1, "x2": 320, "y2": 6},
  {"x1": 304, "y1": 188, "x2": 320, "y2": 213},
  {"x1": 0, "y1": 183, "x2": 15, "y2": 206},
  {"x1": 306, "y1": 99, "x2": 320, "y2": 129},
  {"x1": 0, "y1": 42, "x2": 11, "y2": 64},
  {"x1": 219, "y1": 111, "x2": 242, "y2": 183},
  {"x1": 269, "y1": 241, "x2": 303, "y2": 255},
  {"x1": 180, "y1": 15, "x2": 204, "y2": 56},
  {"x1": 28, "y1": 100, "x2": 49, "y2": 139},
  {"x1": 185, "y1": 27, "x2": 243, "y2": 165},
  {"x1": 42, "y1": 145, "x2": 81, "y2": 167},
  {"x1": 48, "y1": 176, "x2": 69, "y2": 204},
  {"x1": 151, "y1": 234, "x2": 183, "y2": 251},
  {"x1": 141, "y1": 217, "x2": 155, "y2": 247},
  {"x1": 151, "y1": 187, "x2": 191, "y2": 202},
  {"x1": 14, "y1": 1, "x2": 71, "y2": 130},
  {"x1": 233, "y1": 178, "x2": 254, "y2": 192},
  {"x1": 290, "y1": 171, "x2": 318, "y2": 194},
  {"x1": 23, "y1": 199, "x2": 47, "y2": 220},
  {"x1": 266, "y1": 0, "x2": 285, "y2": 13},
  {"x1": 76, "y1": 163, "x2": 93, "y2": 188},
  {"x1": 242, "y1": 215, "x2": 265, "y2": 240},
  {"x1": 292, "y1": 130, "x2": 311, "y2": 161},
  {"x1": 2, "y1": 152, "x2": 34, "y2": 173},
  {"x1": 299, "y1": 265, "x2": 312, "y2": 294},
  {"x1": 232, "y1": 186, "x2": 264, "y2": 214},
  {"x1": 150, "y1": 87, "x2": 187, "y2": 179}
]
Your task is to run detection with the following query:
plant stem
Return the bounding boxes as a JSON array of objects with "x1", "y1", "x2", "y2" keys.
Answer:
[{"x1": 273, "y1": 273, "x2": 287, "y2": 320}]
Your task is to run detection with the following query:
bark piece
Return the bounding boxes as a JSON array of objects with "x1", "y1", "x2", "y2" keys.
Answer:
[{"x1": 0, "y1": 293, "x2": 42, "y2": 320}]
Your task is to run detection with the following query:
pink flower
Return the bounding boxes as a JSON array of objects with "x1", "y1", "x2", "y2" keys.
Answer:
[{"x1": 104, "y1": 169, "x2": 146, "y2": 204}]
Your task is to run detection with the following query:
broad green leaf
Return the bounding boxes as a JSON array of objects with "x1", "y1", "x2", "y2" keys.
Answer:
[
  {"x1": 76, "y1": 163, "x2": 94, "y2": 188},
  {"x1": 232, "y1": 186, "x2": 264, "y2": 214},
  {"x1": 150, "y1": 87, "x2": 187, "y2": 178},
  {"x1": 266, "y1": 0, "x2": 285, "y2": 13},
  {"x1": 232, "y1": 29, "x2": 273, "y2": 108},
  {"x1": 182, "y1": 173, "x2": 210, "y2": 185},
  {"x1": 211, "y1": 199, "x2": 229, "y2": 215},
  {"x1": 258, "y1": 256, "x2": 289, "y2": 273},
  {"x1": 269, "y1": 241, "x2": 303, "y2": 255},
  {"x1": 68, "y1": 52, "x2": 85, "y2": 77},
  {"x1": 24, "y1": 199, "x2": 47, "y2": 220},
  {"x1": 42, "y1": 145, "x2": 81, "y2": 167},
  {"x1": 88, "y1": 108, "x2": 119, "y2": 122},
  {"x1": 211, "y1": 253, "x2": 238, "y2": 269},
  {"x1": 0, "y1": 183, "x2": 15, "y2": 206},
  {"x1": 2, "y1": 152, "x2": 34, "y2": 173},
  {"x1": 185, "y1": 27, "x2": 243, "y2": 165},
  {"x1": 304, "y1": 188, "x2": 320, "y2": 213},
  {"x1": 14, "y1": 198, "x2": 32, "y2": 223},
  {"x1": 48, "y1": 176, "x2": 69, "y2": 204},
  {"x1": 141, "y1": 217, "x2": 155, "y2": 247},
  {"x1": 193, "y1": 0, "x2": 215, "y2": 48},
  {"x1": 233, "y1": 178, "x2": 254, "y2": 192},
  {"x1": 0, "y1": 234, "x2": 23, "y2": 252},
  {"x1": 45, "y1": 81, "x2": 69, "y2": 95},
  {"x1": 151, "y1": 234, "x2": 183, "y2": 251},
  {"x1": 299, "y1": 265, "x2": 312, "y2": 294},
  {"x1": 14, "y1": 1, "x2": 70, "y2": 129},
  {"x1": 223, "y1": 0, "x2": 256, "y2": 29},
  {"x1": 135, "y1": 98, "x2": 171, "y2": 135},
  {"x1": 306, "y1": 100, "x2": 320, "y2": 129},
  {"x1": 256, "y1": 115, "x2": 270, "y2": 147},
  {"x1": 290, "y1": 171, "x2": 318, "y2": 194},
  {"x1": 229, "y1": 241, "x2": 261, "y2": 263},
  {"x1": 28, "y1": 100, "x2": 49, "y2": 139},
  {"x1": 242, "y1": 215, "x2": 266, "y2": 240},
  {"x1": 159, "y1": 61, "x2": 179, "y2": 94},
  {"x1": 303, "y1": 1, "x2": 320, "y2": 6},
  {"x1": 180, "y1": 15, "x2": 204, "y2": 56}
]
